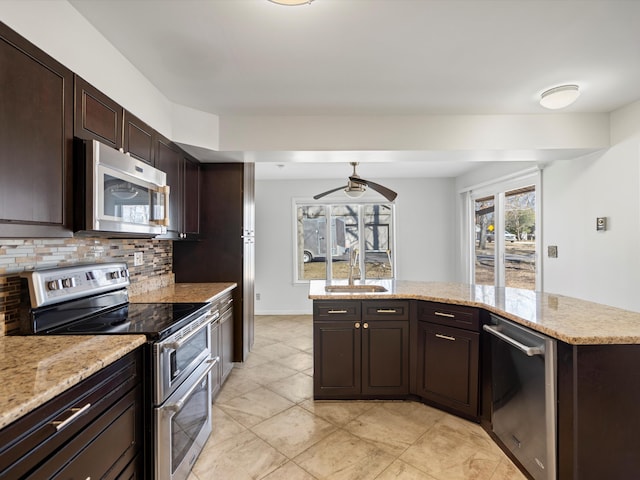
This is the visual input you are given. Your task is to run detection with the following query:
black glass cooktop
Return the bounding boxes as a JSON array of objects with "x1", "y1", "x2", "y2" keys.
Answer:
[{"x1": 33, "y1": 296, "x2": 209, "y2": 340}]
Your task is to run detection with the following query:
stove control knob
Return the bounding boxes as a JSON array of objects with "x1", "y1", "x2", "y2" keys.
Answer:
[
  {"x1": 109, "y1": 271, "x2": 120, "y2": 280},
  {"x1": 47, "y1": 279, "x2": 62, "y2": 291},
  {"x1": 62, "y1": 277, "x2": 77, "y2": 288},
  {"x1": 120, "y1": 269, "x2": 129, "y2": 278}
]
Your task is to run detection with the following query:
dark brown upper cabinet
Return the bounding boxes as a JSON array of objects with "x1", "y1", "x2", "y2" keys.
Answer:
[
  {"x1": 123, "y1": 110, "x2": 154, "y2": 165},
  {"x1": 154, "y1": 134, "x2": 200, "y2": 239},
  {"x1": 74, "y1": 75, "x2": 123, "y2": 149},
  {"x1": 0, "y1": 22, "x2": 73, "y2": 237}
]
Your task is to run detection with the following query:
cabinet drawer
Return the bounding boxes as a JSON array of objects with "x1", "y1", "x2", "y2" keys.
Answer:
[
  {"x1": 417, "y1": 301, "x2": 479, "y2": 331},
  {"x1": 32, "y1": 385, "x2": 141, "y2": 479},
  {"x1": 314, "y1": 301, "x2": 361, "y2": 321},
  {"x1": 362, "y1": 300, "x2": 409, "y2": 320},
  {"x1": 0, "y1": 350, "x2": 141, "y2": 480}
]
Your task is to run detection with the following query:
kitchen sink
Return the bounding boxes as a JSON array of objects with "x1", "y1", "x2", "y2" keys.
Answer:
[{"x1": 324, "y1": 285, "x2": 388, "y2": 293}]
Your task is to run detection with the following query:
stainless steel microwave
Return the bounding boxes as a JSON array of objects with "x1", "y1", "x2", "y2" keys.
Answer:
[{"x1": 74, "y1": 138, "x2": 170, "y2": 237}]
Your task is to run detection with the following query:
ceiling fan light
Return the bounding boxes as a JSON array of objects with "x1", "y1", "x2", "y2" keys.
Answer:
[
  {"x1": 268, "y1": 0, "x2": 314, "y2": 5},
  {"x1": 344, "y1": 189, "x2": 366, "y2": 198},
  {"x1": 540, "y1": 84, "x2": 580, "y2": 109}
]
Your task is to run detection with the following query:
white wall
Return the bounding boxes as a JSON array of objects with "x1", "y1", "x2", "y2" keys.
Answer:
[
  {"x1": 0, "y1": 0, "x2": 218, "y2": 147},
  {"x1": 254, "y1": 177, "x2": 456, "y2": 314},
  {"x1": 542, "y1": 132, "x2": 640, "y2": 311},
  {"x1": 456, "y1": 100, "x2": 640, "y2": 312}
]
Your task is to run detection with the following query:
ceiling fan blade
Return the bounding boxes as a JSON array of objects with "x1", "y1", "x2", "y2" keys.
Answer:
[
  {"x1": 349, "y1": 177, "x2": 397, "y2": 201},
  {"x1": 313, "y1": 185, "x2": 348, "y2": 200}
]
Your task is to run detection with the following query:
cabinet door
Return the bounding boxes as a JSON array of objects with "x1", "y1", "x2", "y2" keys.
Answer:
[
  {"x1": 154, "y1": 135, "x2": 183, "y2": 236},
  {"x1": 362, "y1": 320, "x2": 409, "y2": 396},
  {"x1": 183, "y1": 157, "x2": 200, "y2": 235},
  {"x1": 74, "y1": 75, "x2": 123, "y2": 149},
  {"x1": 417, "y1": 322, "x2": 479, "y2": 418},
  {"x1": 0, "y1": 23, "x2": 73, "y2": 237},
  {"x1": 210, "y1": 320, "x2": 222, "y2": 399},
  {"x1": 313, "y1": 320, "x2": 362, "y2": 398},
  {"x1": 123, "y1": 110, "x2": 154, "y2": 164},
  {"x1": 220, "y1": 309, "x2": 234, "y2": 383}
]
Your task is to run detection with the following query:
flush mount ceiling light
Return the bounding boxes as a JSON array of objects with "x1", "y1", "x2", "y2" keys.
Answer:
[
  {"x1": 268, "y1": 0, "x2": 314, "y2": 5},
  {"x1": 540, "y1": 84, "x2": 580, "y2": 110}
]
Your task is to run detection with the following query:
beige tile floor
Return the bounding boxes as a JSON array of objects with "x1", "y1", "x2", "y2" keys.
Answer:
[{"x1": 188, "y1": 315, "x2": 526, "y2": 480}]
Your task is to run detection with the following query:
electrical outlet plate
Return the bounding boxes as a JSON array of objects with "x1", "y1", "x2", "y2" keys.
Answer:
[{"x1": 134, "y1": 251, "x2": 143, "y2": 266}]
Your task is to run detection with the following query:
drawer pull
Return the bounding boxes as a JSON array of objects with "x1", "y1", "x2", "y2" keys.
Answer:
[
  {"x1": 435, "y1": 333, "x2": 456, "y2": 341},
  {"x1": 328, "y1": 309, "x2": 348, "y2": 314},
  {"x1": 52, "y1": 403, "x2": 91, "y2": 431},
  {"x1": 435, "y1": 311, "x2": 455, "y2": 318},
  {"x1": 376, "y1": 309, "x2": 397, "y2": 313}
]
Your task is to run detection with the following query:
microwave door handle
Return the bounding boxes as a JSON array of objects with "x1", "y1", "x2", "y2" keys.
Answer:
[{"x1": 152, "y1": 185, "x2": 171, "y2": 226}]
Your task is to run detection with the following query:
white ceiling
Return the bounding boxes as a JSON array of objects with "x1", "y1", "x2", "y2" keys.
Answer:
[{"x1": 69, "y1": 0, "x2": 640, "y2": 180}]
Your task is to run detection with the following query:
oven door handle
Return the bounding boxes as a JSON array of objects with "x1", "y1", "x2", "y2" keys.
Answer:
[
  {"x1": 165, "y1": 358, "x2": 217, "y2": 413},
  {"x1": 162, "y1": 317, "x2": 210, "y2": 351}
]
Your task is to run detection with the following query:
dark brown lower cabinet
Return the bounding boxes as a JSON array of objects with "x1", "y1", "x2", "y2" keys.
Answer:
[
  {"x1": 314, "y1": 318, "x2": 409, "y2": 399},
  {"x1": 0, "y1": 349, "x2": 142, "y2": 479},
  {"x1": 416, "y1": 321, "x2": 479, "y2": 419},
  {"x1": 557, "y1": 342, "x2": 640, "y2": 480},
  {"x1": 221, "y1": 305, "x2": 234, "y2": 383},
  {"x1": 314, "y1": 320, "x2": 362, "y2": 398}
]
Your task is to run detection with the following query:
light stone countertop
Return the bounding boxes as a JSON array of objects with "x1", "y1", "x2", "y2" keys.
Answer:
[
  {"x1": 0, "y1": 335, "x2": 146, "y2": 430},
  {"x1": 129, "y1": 282, "x2": 237, "y2": 304},
  {"x1": 309, "y1": 280, "x2": 640, "y2": 345}
]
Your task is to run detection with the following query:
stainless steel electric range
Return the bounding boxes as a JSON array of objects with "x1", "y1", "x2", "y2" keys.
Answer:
[{"x1": 18, "y1": 263, "x2": 217, "y2": 480}]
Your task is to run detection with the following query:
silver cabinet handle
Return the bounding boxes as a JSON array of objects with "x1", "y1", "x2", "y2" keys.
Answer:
[
  {"x1": 435, "y1": 333, "x2": 455, "y2": 341},
  {"x1": 52, "y1": 403, "x2": 91, "y2": 431},
  {"x1": 376, "y1": 309, "x2": 397, "y2": 313},
  {"x1": 483, "y1": 324, "x2": 545, "y2": 356},
  {"x1": 328, "y1": 309, "x2": 348, "y2": 314},
  {"x1": 435, "y1": 312, "x2": 455, "y2": 318}
]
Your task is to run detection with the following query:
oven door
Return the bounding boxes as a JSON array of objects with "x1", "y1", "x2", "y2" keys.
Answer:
[
  {"x1": 155, "y1": 359, "x2": 215, "y2": 480},
  {"x1": 155, "y1": 316, "x2": 212, "y2": 404}
]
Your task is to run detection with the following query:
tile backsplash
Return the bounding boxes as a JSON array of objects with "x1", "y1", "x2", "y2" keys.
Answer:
[{"x1": 0, "y1": 238, "x2": 173, "y2": 335}]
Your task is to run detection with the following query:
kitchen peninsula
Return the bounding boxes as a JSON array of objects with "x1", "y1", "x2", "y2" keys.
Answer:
[{"x1": 309, "y1": 279, "x2": 640, "y2": 480}]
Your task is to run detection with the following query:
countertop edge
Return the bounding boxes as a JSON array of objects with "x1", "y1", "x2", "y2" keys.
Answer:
[
  {"x1": 309, "y1": 281, "x2": 640, "y2": 345},
  {"x1": 0, "y1": 335, "x2": 146, "y2": 430}
]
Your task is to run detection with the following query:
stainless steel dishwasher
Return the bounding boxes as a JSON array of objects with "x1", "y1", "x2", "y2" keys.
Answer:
[{"x1": 483, "y1": 315, "x2": 556, "y2": 480}]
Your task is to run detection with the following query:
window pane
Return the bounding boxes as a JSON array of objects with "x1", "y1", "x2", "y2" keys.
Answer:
[
  {"x1": 475, "y1": 196, "x2": 495, "y2": 285},
  {"x1": 330, "y1": 204, "x2": 358, "y2": 280},
  {"x1": 504, "y1": 186, "x2": 536, "y2": 290},
  {"x1": 363, "y1": 204, "x2": 393, "y2": 278},
  {"x1": 295, "y1": 202, "x2": 395, "y2": 282},
  {"x1": 297, "y1": 205, "x2": 328, "y2": 280}
]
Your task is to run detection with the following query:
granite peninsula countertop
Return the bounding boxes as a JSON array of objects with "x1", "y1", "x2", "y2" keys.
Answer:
[
  {"x1": 129, "y1": 282, "x2": 236, "y2": 304},
  {"x1": 0, "y1": 335, "x2": 146, "y2": 430},
  {"x1": 309, "y1": 280, "x2": 640, "y2": 345}
]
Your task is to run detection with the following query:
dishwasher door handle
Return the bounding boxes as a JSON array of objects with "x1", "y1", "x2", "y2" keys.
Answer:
[{"x1": 483, "y1": 324, "x2": 545, "y2": 356}]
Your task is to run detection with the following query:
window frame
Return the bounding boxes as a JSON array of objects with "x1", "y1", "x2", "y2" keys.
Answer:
[
  {"x1": 292, "y1": 197, "x2": 397, "y2": 284},
  {"x1": 465, "y1": 170, "x2": 541, "y2": 291}
]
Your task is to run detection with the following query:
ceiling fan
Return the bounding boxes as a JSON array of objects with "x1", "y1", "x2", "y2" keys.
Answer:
[{"x1": 313, "y1": 162, "x2": 398, "y2": 202}]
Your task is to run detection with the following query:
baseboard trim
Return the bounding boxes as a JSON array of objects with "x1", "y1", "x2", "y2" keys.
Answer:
[{"x1": 255, "y1": 309, "x2": 312, "y2": 315}]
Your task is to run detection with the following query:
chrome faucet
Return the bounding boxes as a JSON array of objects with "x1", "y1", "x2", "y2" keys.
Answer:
[{"x1": 348, "y1": 248, "x2": 359, "y2": 286}]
